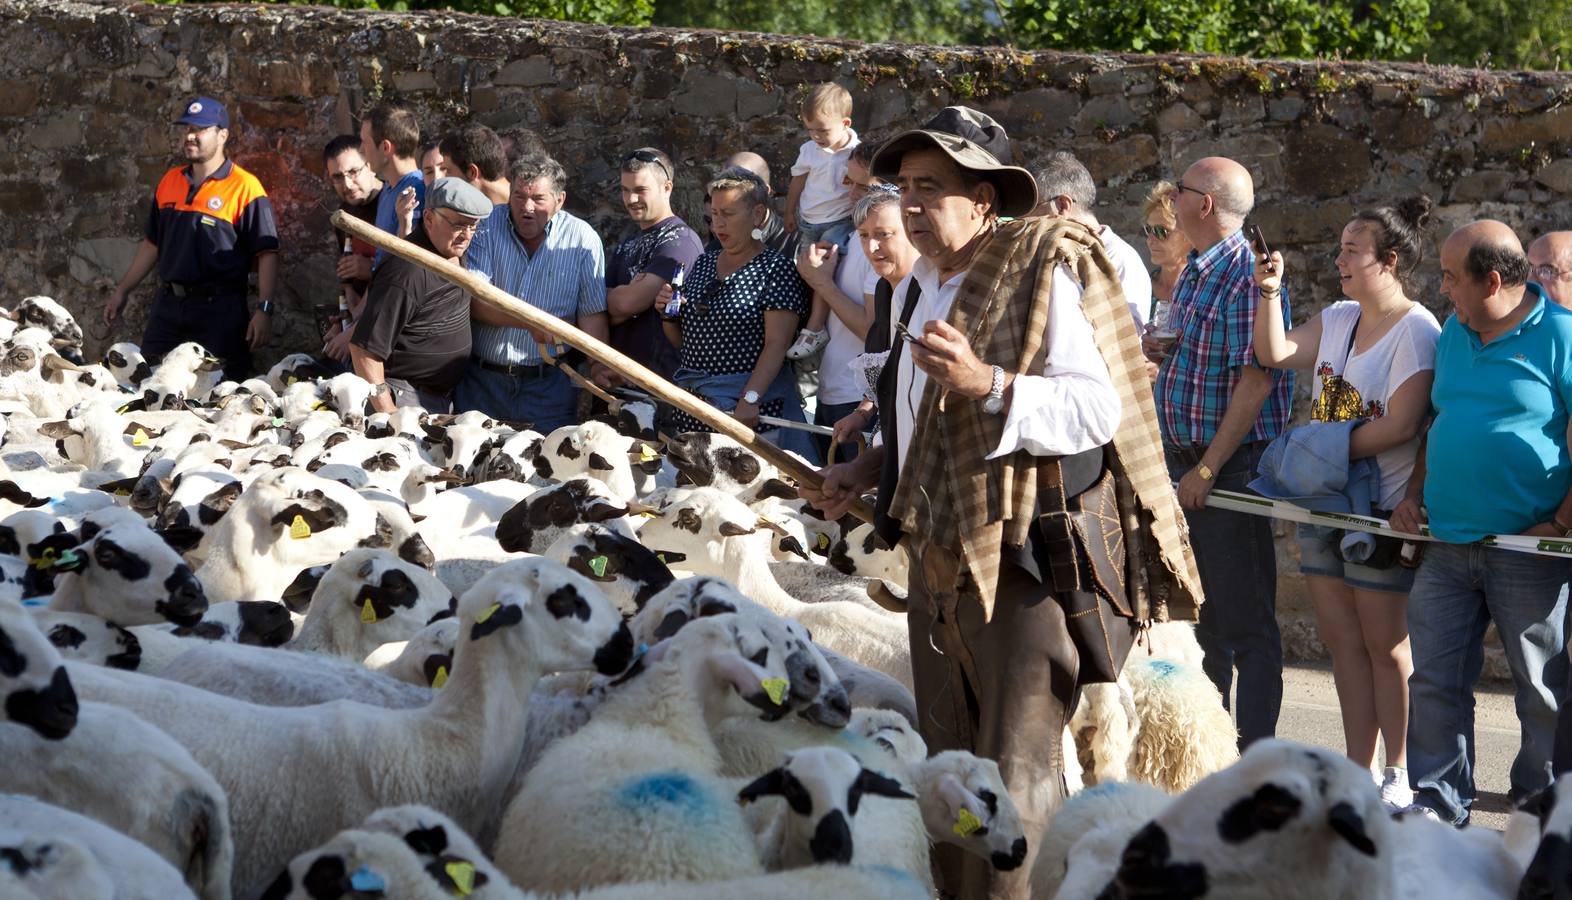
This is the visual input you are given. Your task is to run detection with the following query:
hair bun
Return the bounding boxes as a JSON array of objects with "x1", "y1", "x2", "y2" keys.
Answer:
[{"x1": 1395, "y1": 195, "x2": 1433, "y2": 232}]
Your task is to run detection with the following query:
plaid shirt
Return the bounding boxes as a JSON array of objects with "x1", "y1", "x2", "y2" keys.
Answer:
[{"x1": 1155, "y1": 229, "x2": 1294, "y2": 447}]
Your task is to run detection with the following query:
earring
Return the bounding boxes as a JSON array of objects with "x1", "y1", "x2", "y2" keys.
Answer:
[{"x1": 750, "y1": 227, "x2": 765, "y2": 241}]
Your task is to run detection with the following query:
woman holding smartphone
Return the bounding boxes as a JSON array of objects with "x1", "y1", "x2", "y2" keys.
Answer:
[{"x1": 1251, "y1": 197, "x2": 1441, "y2": 809}]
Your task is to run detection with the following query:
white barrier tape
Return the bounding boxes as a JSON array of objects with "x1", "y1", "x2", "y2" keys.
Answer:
[
  {"x1": 611, "y1": 387, "x2": 870, "y2": 439},
  {"x1": 1204, "y1": 488, "x2": 1572, "y2": 560}
]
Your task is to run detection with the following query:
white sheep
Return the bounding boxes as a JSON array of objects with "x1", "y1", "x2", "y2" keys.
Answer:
[
  {"x1": 37, "y1": 603, "x2": 293, "y2": 676},
  {"x1": 65, "y1": 558, "x2": 637, "y2": 896},
  {"x1": 364, "y1": 618, "x2": 459, "y2": 688},
  {"x1": 533, "y1": 420, "x2": 643, "y2": 501},
  {"x1": 1508, "y1": 774, "x2": 1572, "y2": 894},
  {"x1": 0, "y1": 796, "x2": 197, "y2": 900},
  {"x1": 1031, "y1": 780, "x2": 1171, "y2": 900},
  {"x1": 543, "y1": 524, "x2": 678, "y2": 617},
  {"x1": 661, "y1": 431, "x2": 799, "y2": 504},
  {"x1": 286, "y1": 548, "x2": 454, "y2": 660},
  {"x1": 0, "y1": 830, "x2": 118, "y2": 900},
  {"x1": 637, "y1": 487, "x2": 914, "y2": 691},
  {"x1": 102, "y1": 342, "x2": 152, "y2": 389},
  {"x1": 40, "y1": 505, "x2": 209, "y2": 628},
  {"x1": 493, "y1": 614, "x2": 797, "y2": 892},
  {"x1": 1124, "y1": 657, "x2": 1239, "y2": 793}
]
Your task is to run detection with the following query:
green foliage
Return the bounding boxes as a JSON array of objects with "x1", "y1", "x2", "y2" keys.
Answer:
[
  {"x1": 1424, "y1": 0, "x2": 1571, "y2": 70},
  {"x1": 1001, "y1": 0, "x2": 1433, "y2": 61},
  {"x1": 649, "y1": 0, "x2": 997, "y2": 46}
]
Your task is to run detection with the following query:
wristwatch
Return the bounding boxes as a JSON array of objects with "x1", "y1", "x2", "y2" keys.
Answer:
[
  {"x1": 1554, "y1": 515, "x2": 1572, "y2": 539},
  {"x1": 1196, "y1": 463, "x2": 1215, "y2": 481},
  {"x1": 982, "y1": 365, "x2": 1006, "y2": 415},
  {"x1": 257, "y1": 300, "x2": 275, "y2": 315},
  {"x1": 741, "y1": 390, "x2": 761, "y2": 405}
]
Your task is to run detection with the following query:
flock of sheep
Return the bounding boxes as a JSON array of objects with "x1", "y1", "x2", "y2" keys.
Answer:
[{"x1": 1, "y1": 293, "x2": 1569, "y2": 900}]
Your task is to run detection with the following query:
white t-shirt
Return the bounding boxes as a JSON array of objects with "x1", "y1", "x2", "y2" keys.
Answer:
[
  {"x1": 1310, "y1": 300, "x2": 1442, "y2": 509},
  {"x1": 790, "y1": 130, "x2": 860, "y2": 226},
  {"x1": 1099, "y1": 225, "x2": 1153, "y2": 330},
  {"x1": 819, "y1": 239, "x2": 879, "y2": 406}
]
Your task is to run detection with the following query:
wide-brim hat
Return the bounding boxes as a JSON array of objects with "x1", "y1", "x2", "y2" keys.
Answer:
[{"x1": 870, "y1": 106, "x2": 1038, "y2": 218}]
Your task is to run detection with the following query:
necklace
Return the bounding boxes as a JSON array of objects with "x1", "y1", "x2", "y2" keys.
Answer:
[{"x1": 1355, "y1": 300, "x2": 1411, "y2": 351}]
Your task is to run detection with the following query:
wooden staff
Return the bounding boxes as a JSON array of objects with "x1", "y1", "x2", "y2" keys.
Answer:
[{"x1": 333, "y1": 210, "x2": 876, "y2": 523}]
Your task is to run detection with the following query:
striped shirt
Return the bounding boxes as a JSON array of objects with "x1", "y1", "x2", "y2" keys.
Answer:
[
  {"x1": 463, "y1": 204, "x2": 606, "y2": 365},
  {"x1": 1154, "y1": 229, "x2": 1294, "y2": 447}
]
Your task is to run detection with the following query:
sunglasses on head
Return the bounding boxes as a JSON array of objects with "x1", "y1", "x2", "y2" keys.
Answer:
[
  {"x1": 622, "y1": 149, "x2": 671, "y2": 183},
  {"x1": 1142, "y1": 224, "x2": 1174, "y2": 240}
]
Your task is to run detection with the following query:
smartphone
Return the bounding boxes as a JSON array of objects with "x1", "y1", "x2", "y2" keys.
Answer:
[
  {"x1": 893, "y1": 322, "x2": 923, "y2": 345},
  {"x1": 1248, "y1": 224, "x2": 1271, "y2": 259}
]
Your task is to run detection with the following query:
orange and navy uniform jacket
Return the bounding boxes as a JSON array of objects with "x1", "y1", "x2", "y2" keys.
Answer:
[{"x1": 144, "y1": 159, "x2": 279, "y2": 288}]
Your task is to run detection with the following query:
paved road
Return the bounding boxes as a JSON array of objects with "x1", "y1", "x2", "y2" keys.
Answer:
[{"x1": 1276, "y1": 662, "x2": 1521, "y2": 830}]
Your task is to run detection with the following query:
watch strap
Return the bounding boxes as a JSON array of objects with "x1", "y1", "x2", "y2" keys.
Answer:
[{"x1": 1197, "y1": 463, "x2": 1215, "y2": 481}]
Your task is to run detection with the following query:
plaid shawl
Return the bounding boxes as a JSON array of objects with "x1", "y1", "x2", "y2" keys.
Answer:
[{"x1": 888, "y1": 217, "x2": 1203, "y2": 623}]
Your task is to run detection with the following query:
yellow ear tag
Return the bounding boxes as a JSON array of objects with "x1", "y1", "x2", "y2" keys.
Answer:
[
  {"x1": 115, "y1": 403, "x2": 131, "y2": 414},
  {"x1": 816, "y1": 532, "x2": 830, "y2": 550},
  {"x1": 474, "y1": 602, "x2": 501, "y2": 624},
  {"x1": 288, "y1": 515, "x2": 311, "y2": 540},
  {"x1": 311, "y1": 401, "x2": 327, "y2": 411},
  {"x1": 431, "y1": 665, "x2": 449, "y2": 689},
  {"x1": 131, "y1": 428, "x2": 150, "y2": 446},
  {"x1": 761, "y1": 677, "x2": 789, "y2": 706},
  {"x1": 286, "y1": 375, "x2": 297, "y2": 385},
  {"x1": 953, "y1": 807, "x2": 984, "y2": 838},
  {"x1": 638, "y1": 443, "x2": 657, "y2": 462},
  {"x1": 360, "y1": 597, "x2": 378, "y2": 624},
  {"x1": 587, "y1": 555, "x2": 608, "y2": 578},
  {"x1": 444, "y1": 860, "x2": 476, "y2": 895}
]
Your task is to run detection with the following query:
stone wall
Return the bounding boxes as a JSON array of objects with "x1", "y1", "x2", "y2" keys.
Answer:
[{"x1": 3, "y1": 0, "x2": 1571, "y2": 669}]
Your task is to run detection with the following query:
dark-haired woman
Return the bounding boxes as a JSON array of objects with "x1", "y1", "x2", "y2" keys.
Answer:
[{"x1": 1251, "y1": 198, "x2": 1441, "y2": 810}]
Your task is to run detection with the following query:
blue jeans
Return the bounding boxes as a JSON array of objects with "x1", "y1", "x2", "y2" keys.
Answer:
[
  {"x1": 813, "y1": 400, "x2": 862, "y2": 464},
  {"x1": 1406, "y1": 541, "x2": 1570, "y2": 824},
  {"x1": 453, "y1": 364, "x2": 577, "y2": 434},
  {"x1": 797, "y1": 216, "x2": 854, "y2": 251},
  {"x1": 1166, "y1": 441, "x2": 1283, "y2": 749},
  {"x1": 673, "y1": 367, "x2": 822, "y2": 466}
]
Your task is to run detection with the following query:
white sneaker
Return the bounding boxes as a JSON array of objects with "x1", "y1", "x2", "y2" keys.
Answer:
[
  {"x1": 786, "y1": 328, "x2": 829, "y2": 360},
  {"x1": 1395, "y1": 802, "x2": 1442, "y2": 823},
  {"x1": 1380, "y1": 766, "x2": 1414, "y2": 809}
]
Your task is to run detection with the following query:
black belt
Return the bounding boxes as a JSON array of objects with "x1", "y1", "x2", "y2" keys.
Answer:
[
  {"x1": 161, "y1": 281, "x2": 247, "y2": 299},
  {"x1": 471, "y1": 356, "x2": 551, "y2": 378}
]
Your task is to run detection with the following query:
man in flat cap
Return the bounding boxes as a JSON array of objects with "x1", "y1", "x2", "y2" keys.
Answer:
[
  {"x1": 105, "y1": 95, "x2": 278, "y2": 381},
  {"x1": 351, "y1": 177, "x2": 491, "y2": 414},
  {"x1": 804, "y1": 107, "x2": 1202, "y2": 899}
]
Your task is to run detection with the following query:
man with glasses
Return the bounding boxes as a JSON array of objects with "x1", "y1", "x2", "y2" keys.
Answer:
[
  {"x1": 455, "y1": 153, "x2": 608, "y2": 432},
  {"x1": 1154, "y1": 155, "x2": 1294, "y2": 750},
  {"x1": 603, "y1": 146, "x2": 703, "y2": 383},
  {"x1": 1030, "y1": 151, "x2": 1151, "y2": 329},
  {"x1": 350, "y1": 178, "x2": 491, "y2": 414},
  {"x1": 319, "y1": 134, "x2": 384, "y2": 364},
  {"x1": 1530, "y1": 231, "x2": 1572, "y2": 309},
  {"x1": 104, "y1": 95, "x2": 279, "y2": 381}
]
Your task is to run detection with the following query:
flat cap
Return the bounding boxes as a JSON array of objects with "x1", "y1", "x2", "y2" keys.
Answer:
[{"x1": 426, "y1": 177, "x2": 492, "y2": 219}]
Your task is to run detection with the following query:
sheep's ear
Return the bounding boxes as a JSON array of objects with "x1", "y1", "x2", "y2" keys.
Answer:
[
  {"x1": 778, "y1": 535, "x2": 810, "y2": 561},
  {"x1": 218, "y1": 439, "x2": 252, "y2": 450},
  {"x1": 402, "y1": 824, "x2": 449, "y2": 855},
  {"x1": 36, "y1": 420, "x2": 76, "y2": 439},
  {"x1": 470, "y1": 601, "x2": 524, "y2": 640},
  {"x1": 121, "y1": 420, "x2": 159, "y2": 438},
  {"x1": 934, "y1": 773, "x2": 987, "y2": 825},
  {"x1": 98, "y1": 476, "x2": 139, "y2": 497},
  {"x1": 269, "y1": 503, "x2": 341, "y2": 536},
  {"x1": 718, "y1": 521, "x2": 755, "y2": 538},
  {"x1": 754, "y1": 517, "x2": 789, "y2": 537},
  {"x1": 652, "y1": 608, "x2": 690, "y2": 639},
  {"x1": 0, "y1": 481, "x2": 50, "y2": 508},
  {"x1": 1326, "y1": 802, "x2": 1377, "y2": 857},
  {"x1": 198, "y1": 481, "x2": 244, "y2": 523},
  {"x1": 849, "y1": 769, "x2": 915, "y2": 815},
  {"x1": 756, "y1": 477, "x2": 798, "y2": 501},
  {"x1": 157, "y1": 525, "x2": 205, "y2": 554},
  {"x1": 588, "y1": 452, "x2": 614, "y2": 472},
  {"x1": 738, "y1": 768, "x2": 790, "y2": 805},
  {"x1": 421, "y1": 423, "x2": 449, "y2": 443}
]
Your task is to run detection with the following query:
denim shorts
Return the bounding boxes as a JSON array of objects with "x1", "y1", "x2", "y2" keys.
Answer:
[{"x1": 1296, "y1": 520, "x2": 1414, "y2": 593}]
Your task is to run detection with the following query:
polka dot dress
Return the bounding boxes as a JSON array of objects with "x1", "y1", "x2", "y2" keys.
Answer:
[{"x1": 668, "y1": 247, "x2": 808, "y2": 434}]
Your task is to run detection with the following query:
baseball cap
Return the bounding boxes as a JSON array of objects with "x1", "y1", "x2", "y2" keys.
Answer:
[
  {"x1": 870, "y1": 106, "x2": 1038, "y2": 218},
  {"x1": 426, "y1": 177, "x2": 492, "y2": 219},
  {"x1": 175, "y1": 96, "x2": 230, "y2": 129}
]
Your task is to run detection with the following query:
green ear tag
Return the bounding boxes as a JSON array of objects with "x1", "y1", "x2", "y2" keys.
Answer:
[
  {"x1": 588, "y1": 555, "x2": 608, "y2": 578},
  {"x1": 272, "y1": 417, "x2": 285, "y2": 427}
]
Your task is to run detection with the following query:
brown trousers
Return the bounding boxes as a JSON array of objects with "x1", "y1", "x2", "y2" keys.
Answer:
[{"x1": 908, "y1": 544, "x2": 1079, "y2": 900}]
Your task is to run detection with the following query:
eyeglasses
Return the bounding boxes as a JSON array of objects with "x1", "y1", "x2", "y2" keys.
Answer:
[
  {"x1": 432, "y1": 211, "x2": 481, "y2": 234},
  {"x1": 1173, "y1": 180, "x2": 1208, "y2": 198},
  {"x1": 1142, "y1": 224, "x2": 1174, "y2": 240},
  {"x1": 328, "y1": 165, "x2": 367, "y2": 185},
  {"x1": 622, "y1": 149, "x2": 671, "y2": 183},
  {"x1": 1533, "y1": 264, "x2": 1571, "y2": 283}
]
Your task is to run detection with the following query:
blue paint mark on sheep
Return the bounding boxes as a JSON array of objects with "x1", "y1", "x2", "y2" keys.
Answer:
[
  {"x1": 617, "y1": 772, "x2": 711, "y2": 816},
  {"x1": 1077, "y1": 781, "x2": 1132, "y2": 801},
  {"x1": 1141, "y1": 659, "x2": 1179, "y2": 679}
]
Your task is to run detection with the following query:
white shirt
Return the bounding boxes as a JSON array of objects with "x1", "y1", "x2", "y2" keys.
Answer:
[
  {"x1": 888, "y1": 255, "x2": 1121, "y2": 473},
  {"x1": 1311, "y1": 301, "x2": 1441, "y2": 509},
  {"x1": 819, "y1": 240, "x2": 879, "y2": 406},
  {"x1": 1099, "y1": 225, "x2": 1153, "y2": 330},
  {"x1": 790, "y1": 130, "x2": 860, "y2": 225}
]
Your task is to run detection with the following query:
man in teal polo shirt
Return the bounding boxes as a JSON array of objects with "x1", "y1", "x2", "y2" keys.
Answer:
[{"x1": 1391, "y1": 220, "x2": 1572, "y2": 825}]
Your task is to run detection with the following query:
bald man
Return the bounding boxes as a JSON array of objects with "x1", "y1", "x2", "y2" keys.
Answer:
[
  {"x1": 703, "y1": 151, "x2": 800, "y2": 260},
  {"x1": 1390, "y1": 220, "x2": 1572, "y2": 824},
  {"x1": 1530, "y1": 231, "x2": 1572, "y2": 309},
  {"x1": 1151, "y1": 156, "x2": 1294, "y2": 749}
]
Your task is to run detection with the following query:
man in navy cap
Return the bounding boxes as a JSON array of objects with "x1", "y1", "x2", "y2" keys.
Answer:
[{"x1": 105, "y1": 95, "x2": 279, "y2": 380}]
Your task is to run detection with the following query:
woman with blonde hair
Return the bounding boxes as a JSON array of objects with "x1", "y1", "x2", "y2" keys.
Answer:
[{"x1": 1141, "y1": 180, "x2": 1196, "y2": 320}]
